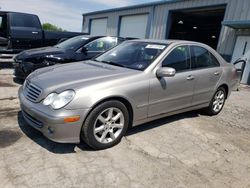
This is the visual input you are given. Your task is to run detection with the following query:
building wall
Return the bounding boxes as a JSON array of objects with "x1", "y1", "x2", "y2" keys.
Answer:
[{"x1": 82, "y1": 0, "x2": 250, "y2": 60}]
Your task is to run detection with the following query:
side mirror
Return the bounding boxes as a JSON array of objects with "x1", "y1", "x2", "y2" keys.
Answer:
[
  {"x1": 81, "y1": 47, "x2": 88, "y2": 53},
  {"x1": 156, "y1": 67, "x2": 176, "y2": 78}
]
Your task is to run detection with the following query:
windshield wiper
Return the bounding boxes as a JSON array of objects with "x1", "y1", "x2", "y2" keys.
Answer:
[{"x1": 95, "y1": 60, "x2": 126, "y2": 68}]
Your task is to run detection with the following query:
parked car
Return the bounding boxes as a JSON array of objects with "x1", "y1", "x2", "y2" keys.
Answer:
[
  {"x1": 233, "y1": 58, "x2": 247, "y2": 90},
  {"x1": 13, "y1": 36, "x2": 125, "y2": 79},
  {"x1": 236, "y1": 50, "x2": 250, "y2": 85},
  {"x1": 18, "y1": 39, "x2": 239, "y2": 149},
  {"x1": 0, "y1": 11, "x2": 83, "y2": 60}
]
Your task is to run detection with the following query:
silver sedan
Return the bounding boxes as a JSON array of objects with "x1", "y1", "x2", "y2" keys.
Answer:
[{"x1": 19, "y1": 40, "x2": 238, "y2": 149}]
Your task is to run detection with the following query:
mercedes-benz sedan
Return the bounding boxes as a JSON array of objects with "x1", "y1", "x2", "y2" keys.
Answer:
[{"x1": 19, "y1": 40, "x2": 238, "y2": 149}]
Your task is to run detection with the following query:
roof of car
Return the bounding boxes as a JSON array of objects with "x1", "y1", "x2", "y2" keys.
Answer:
[
  {"x1": 81, "y1": 34, "x2": 126, "y2": 40},
  {"x1": 129, "y1": 39, "x2": 207, "y2": 46},
  {"x1": 0, "y1": 11, "x2": 38, "y2": 16}
]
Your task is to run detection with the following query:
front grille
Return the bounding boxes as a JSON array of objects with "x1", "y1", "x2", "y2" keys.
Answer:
[
  {"x1": 23, "y1": 80, "x2": 42, "y2": 103},
  {"x1": 22, "y1": 111, "x2": 43, "y2": 128}
]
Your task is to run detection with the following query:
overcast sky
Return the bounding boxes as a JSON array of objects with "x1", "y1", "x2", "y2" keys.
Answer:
[{"x1": 0, "y1": 0, "x2": 160, "y2": 32}]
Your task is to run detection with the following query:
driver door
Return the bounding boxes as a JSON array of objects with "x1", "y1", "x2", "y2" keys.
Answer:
[{"x1": 148, "y1": 45, "x2": 195, "y2": 117}]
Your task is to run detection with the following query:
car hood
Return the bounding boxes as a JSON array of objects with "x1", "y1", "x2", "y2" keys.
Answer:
[
  {"x1": 28, "y1": 60, "x2": 139, "y2": 95},
  {"x1": 16, "y1": 46, "x2": 67, "y2": 60}
]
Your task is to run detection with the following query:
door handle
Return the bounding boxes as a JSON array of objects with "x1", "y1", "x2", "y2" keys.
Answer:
[
  {"x1": 214, "y1": 71, "x2": 220, "y2": 76},
  {"x1": 186, "y1": 75, "x2": 195, "y2": 80},
  {"x1": 32, "y1": 31, "x2": 39, "y2": 34}
]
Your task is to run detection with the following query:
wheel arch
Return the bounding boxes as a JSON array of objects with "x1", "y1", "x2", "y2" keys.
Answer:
[
  {"x1": 218, "y1": 84, "x2": 229, "y2": 99},
  {"x1": 83, "y1": 96, "x2": 134, "y2": 129}
]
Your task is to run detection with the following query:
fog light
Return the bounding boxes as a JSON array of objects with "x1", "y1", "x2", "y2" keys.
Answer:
[
  {"x1": 48, "y1": 126, "x2": 54, "y2": 134},
  {"x1": 64, "y1": 116, "x2": 80, "y2": 123}
]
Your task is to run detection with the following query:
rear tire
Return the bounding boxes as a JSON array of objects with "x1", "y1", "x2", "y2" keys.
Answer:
[
  {"x1": 204, "y1": 87, "x2": 226, "y2": 116},
  {"x1": 81, "y1": 100, "x2": 129, "y2": 150}
]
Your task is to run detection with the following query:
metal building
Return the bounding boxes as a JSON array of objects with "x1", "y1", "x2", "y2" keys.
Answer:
[{"x1": 82, "y1": 0, "x2": 250, "y2": 84}]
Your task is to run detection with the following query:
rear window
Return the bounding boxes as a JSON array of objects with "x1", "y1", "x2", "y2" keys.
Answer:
[
  {"x1": 0, "y1": 15, "x2": 7, "y2": 30},
  {"x1": 10, "y1": 13, "x2": 41, "y2": 28},
  {"x1": 191, "y1": 46, "x2": 220, "y2": 69}
]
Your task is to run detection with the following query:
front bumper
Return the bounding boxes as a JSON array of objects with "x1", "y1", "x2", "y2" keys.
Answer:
[
  {"x1": 13, "y1": 62, "x2": 27, "y2": 79},
  {"x1": 18, "y1": 87, "x2": 90, "y2": 143}
]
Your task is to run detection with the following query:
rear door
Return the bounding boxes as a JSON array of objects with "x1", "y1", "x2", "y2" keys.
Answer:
[
  {"x1": 9, "y1": 13, "x2": 43, "y2": 49},
  {"x1": 190, "y1": 45, "x2": 222, "y2": 106}
]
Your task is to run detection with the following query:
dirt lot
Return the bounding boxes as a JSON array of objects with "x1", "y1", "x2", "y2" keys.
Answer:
[{"x1": 0, "y1": 64, "x2": 250, "y2": 188}]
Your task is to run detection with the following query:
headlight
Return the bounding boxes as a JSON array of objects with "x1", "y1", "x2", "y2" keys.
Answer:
[
  {"x1": 43, "y1": 90, "x2": 75, "y2": 110},
  {"x1": 43, "y1": 93, "x2": 57, "y2": 106},
  {"x1": 23, "y1": 79, "x2": 27, "y2": 88}
]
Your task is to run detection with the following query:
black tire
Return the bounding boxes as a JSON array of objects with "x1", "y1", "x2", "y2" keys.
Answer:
[
  {"x1": 81, "y1": 100, "x2": 129, "y2": 150},
  {"x1": 204, "y1": 87, "x2": 226, "y2": 116}
]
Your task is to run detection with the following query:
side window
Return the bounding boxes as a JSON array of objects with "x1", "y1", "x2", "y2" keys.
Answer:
[
  {"x1": 191, "y1": 46, "x2": 219, "y2": 69},
  {"x1": 210, "y1": 53, "x2": 220, "y2": 67},
  {"x1": 0, "y1": 16, "x2": 3, "y2": 29},
  {"x1": 162, "y1": 45, "x2": 191, "y2": 72},
  {"x1": 0, "y1": 15, "x2": 7, "y2": 31},
  {"x1": 84, "y1": 37, "x2": 117, "y2": 52},
  {"x1": 10, "y1": 13, "x2": 41, "y2": 28}
]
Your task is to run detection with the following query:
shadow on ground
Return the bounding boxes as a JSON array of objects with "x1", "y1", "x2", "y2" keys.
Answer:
[
  {"x1": 0, "y1": 129, "x2": 22, "y2": 148},
  {"x1": 17, "y1": 110, "x2": 201, "y2": 153},
  {"x1": 126, "y1": 111, "x2": 199, "y2": 136}
]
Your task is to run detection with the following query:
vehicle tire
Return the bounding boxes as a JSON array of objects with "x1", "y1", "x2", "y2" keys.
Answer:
[
  {"x1": 204, "y1": 87, "x2": 226, "y2": 116},
  {"x1": 81, "y1": 100, "x2": 129, "y2": 150}
]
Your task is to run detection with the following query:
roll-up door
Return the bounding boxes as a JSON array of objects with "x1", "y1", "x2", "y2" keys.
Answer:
[
  {"x1": 90, "y1": 18, "x2": 107, "y2": 36},
  {"x1": 119, "y1": 14, "x2": 148, "y2": 38}
]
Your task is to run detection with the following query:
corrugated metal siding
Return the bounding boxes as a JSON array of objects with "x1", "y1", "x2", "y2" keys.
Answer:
[
  {"x1": 82, "y1": 0, "x2": 250, "y2": 58},
  {"x1": 218, "y1": 0, "x2": 250, "y2": 59}
]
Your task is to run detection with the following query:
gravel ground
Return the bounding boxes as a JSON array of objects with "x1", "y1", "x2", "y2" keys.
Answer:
[{"x1": 0, "y1": 65, "x2": 250, "y2": 188}]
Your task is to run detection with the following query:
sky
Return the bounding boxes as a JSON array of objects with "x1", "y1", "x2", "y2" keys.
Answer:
[{"x1": 0, "y1": 0, "x2": 161, "y2": 32}]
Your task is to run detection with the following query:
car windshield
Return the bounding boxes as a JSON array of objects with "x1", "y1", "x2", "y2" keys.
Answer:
[
  {"x1": 56, "y1": 36, "x2": 89, "y2": 50},
  {"x1": 94, "y1": 41, "x2": 167, "y2": 71}
]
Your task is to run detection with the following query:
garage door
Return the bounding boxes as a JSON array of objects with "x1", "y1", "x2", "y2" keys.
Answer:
[
  {"x1": 119, "y1": 14, "x2": 148, "y2": 39},
  {"x1": 90, "y1": 18, "x2": 107, "y2": 36}
]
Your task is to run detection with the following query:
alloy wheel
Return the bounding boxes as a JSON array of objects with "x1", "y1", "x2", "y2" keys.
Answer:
[
  {"x1": 212, "y1": 90, "x2": 225, "y2": 113},
  {"x1": 94, "y1": 107, "x2": 125, "y2": 144}
]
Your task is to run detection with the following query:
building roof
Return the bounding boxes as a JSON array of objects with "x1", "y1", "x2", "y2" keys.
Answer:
[
  {"x1": 222, "y1": 20, "x2": 250, "y2": 29},
  {"x1": 82, "y1": 0, "x2": 185, "y2": 16}
]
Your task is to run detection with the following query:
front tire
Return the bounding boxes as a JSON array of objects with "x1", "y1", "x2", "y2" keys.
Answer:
[
  {"x1": 81, "y1": 100, "x2": 129, "y2": 150},
  {"x1": 204, "y1": 87, "x2": 226, "y2": 115}
]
